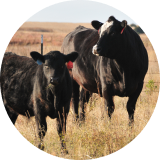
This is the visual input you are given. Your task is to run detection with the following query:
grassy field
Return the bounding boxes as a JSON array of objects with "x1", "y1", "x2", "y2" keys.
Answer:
[{"x1": 5, "y1": 22, "x2": 160, "y2": 159}]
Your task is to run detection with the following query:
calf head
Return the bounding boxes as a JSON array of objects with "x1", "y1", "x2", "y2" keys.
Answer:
[
  {"x1": 92, "y1": 16, "x2": 127, "y2": 58},
  {"x1": 30, "y1": 51, "x2": 78, "y2": 85}
]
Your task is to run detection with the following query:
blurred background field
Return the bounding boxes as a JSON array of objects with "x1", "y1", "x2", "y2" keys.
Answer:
[{"x1": 5, "y1": 22, "x2": 160, "y2": 159}]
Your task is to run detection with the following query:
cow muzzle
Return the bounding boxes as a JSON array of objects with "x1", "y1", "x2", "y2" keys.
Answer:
[
  {"x1": 50, "y1": 77, "x2": 59, "y2": 85},
  {"x1": 92, "y1": 44, "x2": 100, "y2": 56}
]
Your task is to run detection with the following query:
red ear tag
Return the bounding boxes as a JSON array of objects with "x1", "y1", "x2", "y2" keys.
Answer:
[
  {"x1": 98, "y1": 27, "x2": 101, "y2": 34},
  {"x1": 67, "y1": 61, "x2": 73, "y2": 69},
  {"x1": 121, "y1": 27, "x2": 125, "y2": 34}
]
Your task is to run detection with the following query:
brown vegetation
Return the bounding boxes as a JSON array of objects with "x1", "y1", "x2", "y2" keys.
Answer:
[{"x1": 5, "y1": 22, "x2": 159, "y2": 159}]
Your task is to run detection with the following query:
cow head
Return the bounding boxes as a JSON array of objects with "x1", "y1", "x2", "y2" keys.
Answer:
[
  {"x1": 92, "y1": 16, "x2": 127, "y2": 58},
  {"x1": 30, "y1": 51, "x2": 78, "y2": 85}
]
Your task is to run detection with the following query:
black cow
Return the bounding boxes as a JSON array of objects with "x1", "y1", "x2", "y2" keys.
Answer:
[
  {"x1": 0, "y1": 51, "x2": 78, "y2": 153},
  {"x1": 61, "y1": 16, "x2": 148, "y2": 125}
]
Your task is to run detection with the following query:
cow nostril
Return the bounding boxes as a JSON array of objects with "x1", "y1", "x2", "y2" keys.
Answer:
[
  {"x1": 50, "y1": 77, "x2": 53, "y2": 83},
  {"x1": 97, "y1": 47, "x2": 101, "y2": 53}
]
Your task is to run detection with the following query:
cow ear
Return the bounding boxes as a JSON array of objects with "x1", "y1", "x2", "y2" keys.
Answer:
[
  {"x1": 30, "y1": 51, "x2": 45, "y2": 65},
  {"x1": 121, "y1": 20, "x2": 127, "y2": 28},
  {"x1": 91, "y1": 20, "x2": 103, "y2": 30},
  {"x1": 120, "y1": 20, "x2": 127, "y2": 34},
  {"x1": 64, "y1": 52, "x2": 78, "y2": 62}
]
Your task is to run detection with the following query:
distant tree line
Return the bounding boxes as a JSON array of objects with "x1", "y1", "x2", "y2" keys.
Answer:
[
  {"x1": 130, "y1": 24, "x2": 144, "y2": 34},
  {"x1": 130, "y1": 23, "x2": 160, "y2": 34}
]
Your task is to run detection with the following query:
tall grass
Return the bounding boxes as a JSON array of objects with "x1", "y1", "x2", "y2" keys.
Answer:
[{"x1": 4, "y1": 22, "x2": 160, "y2": 159}]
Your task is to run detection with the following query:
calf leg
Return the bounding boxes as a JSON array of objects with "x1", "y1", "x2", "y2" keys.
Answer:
[
  {"x1": 35, "y1": 115, "x2": 47, "y2": 150},
  {"x1": 34, "y1": 100, "x2": 47, "y2": 150},
  {"x1": 79, "y1": 89, "x2": 91, "y2": 121},
  {"x1": 127, "y1": 82, "x2": 143, "y2": 125},
  {"x1": 5, "y1": 106, "x2": 18, "y2": 124},
  {"x1": 72, "y1": 80, "x2": 79, "y2": 120},
  {"x1": 57, "y1": 106, "x2": 69, "y2": 154}
]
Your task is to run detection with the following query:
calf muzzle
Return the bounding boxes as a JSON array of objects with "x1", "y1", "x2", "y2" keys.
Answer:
[{"x1": 50, "y1": 77, "x2": 59, "y2": 85}]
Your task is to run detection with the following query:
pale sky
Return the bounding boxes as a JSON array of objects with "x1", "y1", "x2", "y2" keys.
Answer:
[{"x1": 0, "y1": 0, "x2": 160, "y2": 27}]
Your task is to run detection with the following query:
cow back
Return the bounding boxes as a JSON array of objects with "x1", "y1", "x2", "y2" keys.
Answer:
[
  {"x1": 1, "y1": 53, "x2": 38, "y2": 115},
  {"x1": 62, "y1": 26, "x2": 102, "y2": 93}
]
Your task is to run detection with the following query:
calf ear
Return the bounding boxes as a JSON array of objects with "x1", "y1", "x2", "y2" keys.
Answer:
[
  {"x1": 64, "y1": 52, "x2": 78, "y2": 62},
  {"x1": 91, "y1": 20, "x2": 103, "y2": 30},
  {"x1": 30, "y1": 51, "x2": 45, "y2": 65}
]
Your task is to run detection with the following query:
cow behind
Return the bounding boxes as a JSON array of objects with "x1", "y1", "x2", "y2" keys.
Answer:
[
  {"x1": 61, "y1": 16, "x2": 148, "y2": 125},
  {"x1": 0, "y1": 51, "x2": 78, "y2": 153}
]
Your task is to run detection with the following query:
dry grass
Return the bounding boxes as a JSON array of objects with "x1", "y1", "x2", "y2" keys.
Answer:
[
  {"x1": 10, "y1": 31, "x2": 65, "y2": 48},
  {"x1": 5, "y1": 22, "x2": 160, "y2": 159},
  {"x1": 20, "y1": 22, "x2": 92, "y2": 33}
]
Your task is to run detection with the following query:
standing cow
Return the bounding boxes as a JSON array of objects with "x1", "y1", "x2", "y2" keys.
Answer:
[
  {"x1": 61, "y1": 16, "x2": 148, "y2": 125},
  {"x1": 0, "y1": 51, "x2": 78, "y2": 153}
]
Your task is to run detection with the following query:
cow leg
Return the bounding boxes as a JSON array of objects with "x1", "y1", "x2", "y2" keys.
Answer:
[
  {"x1": 57, "y1": 106, "x2": 69, "y2": 154},
  {"x1": 3, "y1": 98, "x2": 18, "y2": 133},
  {"x1": 4, "y1": 104, "x2": 10, "y2": 132},
  {"x1": 9, "y1": 111, "x2": 18, "y2": 133},
  {"x1": 2, "y1": 94, "x2": 10, "y2": 132},
  {"x1": 127, "y1": 82, "x2": 143, "y2": 126},
  {"x1": 104, "y1": 96, "x2": 115, "y2": 119},
  {"x1": 79, "y1": 89, "x2": 91, "y2": 121},
  {"x1": 4, "y1": 106, "x2": 18, "y2": 133},
  {"x1": 72, "y1": 79, "x2": 80, "y2": 120},
  {"x1": 102, "y1": 86, "x2": 115, "y2": 119}
]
